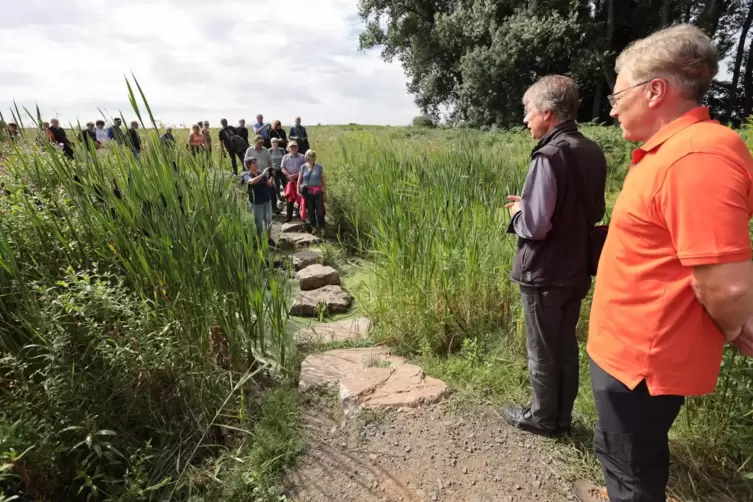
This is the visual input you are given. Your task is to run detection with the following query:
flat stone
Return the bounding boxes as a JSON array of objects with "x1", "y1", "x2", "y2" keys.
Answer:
[
  {"x1": 297, "y1": 264, "x2": 340, "y2": 291},
  {"x1": 294, "y1": 317, "x2": 371, "y2": 345},
  {"x1": 340, "y1": 364, "x2": 447, "y2": 415},
  {"x1": 281, "y1": 221, "x2": 305, "y2": 233},
  {"x1": 299, "y1": 347, "x2": 405, "y2": 390},
  {"x1": 290, "y1": 285, "x2": 353, "y2": 316},
  {"x1": 292, "y1": 250, "x2": 322, "y2": 271},
  {"x1": 278, "y1": 232, "x2": 321, "y2": 248}
]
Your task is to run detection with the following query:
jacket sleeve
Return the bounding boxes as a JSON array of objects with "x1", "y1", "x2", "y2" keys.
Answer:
[{"x1": 511, "y1": 156, "x2": 558, "y2": 240}]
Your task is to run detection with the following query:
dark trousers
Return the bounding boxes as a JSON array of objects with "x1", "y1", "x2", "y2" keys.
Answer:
[
  {"x1": 274, "y1": 170, "x2": 287, "y2": 199},
  {"x1": 227, "y1": 150, "x2": 243, "y2": 175},
  {"x1": 590, "y1": 358, "x2": 684, "y2": 502},
  {"x1": 304, "y1": 190, "x2": 325, "y2": 228},
  {"x1": 520, "y1": 285, "x2": 587, "y2": 431}
]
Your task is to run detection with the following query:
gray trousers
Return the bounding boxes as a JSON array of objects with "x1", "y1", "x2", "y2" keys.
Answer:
[{"x1": 520, "y1": 284, "x2": 588, "y2": 431}]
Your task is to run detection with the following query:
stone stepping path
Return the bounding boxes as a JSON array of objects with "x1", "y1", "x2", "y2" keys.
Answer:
[
  {"x1": 290, "y1": 285, "x2": 352, "y2": 316},
  {"x1": 297, "y1": 264, "x2": 340, "y2": 291},
  {"x1": 279, "y1": 232, "x2": 321, "y2": 248},
  {"x1": 281, "y1": 221, "x2": 305, "y2": 233},
  {"x1": 292, "y1": 250, "x2": 321, "y2": 271},
  {"x1": 294, "y1": 317, "x2": 371, "y2": 346},
  {"x1": 299, "y1": 347, "x2": 447, "y2": 415}
]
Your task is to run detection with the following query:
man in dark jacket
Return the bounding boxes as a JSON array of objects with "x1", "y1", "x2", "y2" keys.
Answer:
[
  {"x1": 219, "y1": 118, "x2": 246, "y2": 176},
  {"x1": 502, "y1": 75, "x2": 607, "y2": 438},
  {"x1": 127, "y1": 121, "x2": 141, "y2": 160},
  {"x1": 237, "y1": 119, "x2": 249, "y2": 143},
  {"x1": 49, "y1": 118, "x2": 74, "y2": 159},
  {"x1": 81, "y1": 122, "x2": 98, "y2": 150}
]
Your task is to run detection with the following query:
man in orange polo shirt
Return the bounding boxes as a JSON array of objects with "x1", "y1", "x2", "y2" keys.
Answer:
[{"x1": 573, "y1": 25, "x2": 753, "y2": 502}]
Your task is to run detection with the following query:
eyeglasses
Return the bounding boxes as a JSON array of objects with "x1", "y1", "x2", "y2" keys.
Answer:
[{"x1": 607, "y1": 80, "x2": 652, "y2": 107}]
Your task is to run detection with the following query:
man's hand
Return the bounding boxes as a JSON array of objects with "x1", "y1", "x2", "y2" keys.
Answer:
[
  {"x1": 733, "y1": 316, "x2": 753, "y2": 356},
  {"x1": 505, "y1": 195, "x2": 521, "y2": 218}
]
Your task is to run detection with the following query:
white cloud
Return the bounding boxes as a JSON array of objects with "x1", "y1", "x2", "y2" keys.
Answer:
[{"x1": 0, "y1": 0, "x2": 419, "y2": 127}]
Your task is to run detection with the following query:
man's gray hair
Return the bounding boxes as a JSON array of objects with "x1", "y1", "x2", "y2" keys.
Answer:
[
  {"x1": 615, "y1": 24, "x2": 718, "y2": 101},
  {"x1": 523, "y1": 75, "x2": 580, "y2": 122}
]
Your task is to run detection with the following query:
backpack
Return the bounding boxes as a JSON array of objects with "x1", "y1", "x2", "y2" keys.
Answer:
[{"x1": 229, "y1": 134, "x2": 248, "y2": 155}]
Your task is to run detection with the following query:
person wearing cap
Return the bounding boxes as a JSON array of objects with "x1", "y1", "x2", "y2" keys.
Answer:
[
  {"x1": 241, "y1": 157, "x2": 276, "y2": 247},
  {"x1": 95, "y1": 120, "x2": 109, "y2": 147},
  {"x1": 280, "y1": 141, "x2": 307, "y2": 222},
  {"x1": 269, "y1": 137, "x2": 287, "y2": 200}
]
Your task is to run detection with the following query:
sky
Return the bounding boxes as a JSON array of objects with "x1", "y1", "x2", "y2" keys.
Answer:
[{"x1": 0, "y1": 0, "x2": 420, "y2": 127}]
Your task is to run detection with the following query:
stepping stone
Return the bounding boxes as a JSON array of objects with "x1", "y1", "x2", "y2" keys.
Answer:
[
  {"x1": 297, "y1": 264, "x2": 340, "y2": 291},
  {"x1": 292, "y1": 250, "x2": 322, "y2": 271},
  {"x1": 289, "y1": 285, "x2": 353, "y2": 316},
  {"x1": 298, "y1": 347, "x2": 448, "y2": 414},
  {"x1": 294, "y1": 317, "x2": 371, "y2": 345},
  {"x1": 281, "y1": 221, "x2": 305, "y2": 233},
  {"x1": 340, "y1": 364, "x2": 447, "y2": 415},
  {"x1": 299, "y1": 347, "x2": 405, "y2": 390},
  {"x1": 278, "y1": 232, "x2": 321, "y2": 248}
]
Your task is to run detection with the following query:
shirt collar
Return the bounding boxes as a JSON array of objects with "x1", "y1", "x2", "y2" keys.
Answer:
[
  {"x1": 631, "y1": 106, "x2": 711, "y2": 167},
  {"x1": 639, "y1": 106, "x2": 711, "y2": 153}
]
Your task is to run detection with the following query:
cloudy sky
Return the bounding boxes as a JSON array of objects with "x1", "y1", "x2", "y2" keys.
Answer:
[{"x1": 0, "y1": 0, "x2": 419, "y2": 127}]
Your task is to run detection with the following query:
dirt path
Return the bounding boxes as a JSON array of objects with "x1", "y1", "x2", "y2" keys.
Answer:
[{"x1": 286, "y1": 397, "x2": 574, "y2": 502}]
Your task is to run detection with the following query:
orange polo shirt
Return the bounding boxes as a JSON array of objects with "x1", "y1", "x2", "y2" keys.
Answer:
[{"x1": 588, "y1": 107, "x2": 753, "y2": 397}]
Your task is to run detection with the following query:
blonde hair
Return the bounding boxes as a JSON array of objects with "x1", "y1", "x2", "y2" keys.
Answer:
[
  {"x1": 615, "y1": 24, "x2": 718, "y2": 101},
  {"x1": 304, "y1": 149, "x2": 317, "y2": 162},
  {"x1": 523, "y1": 75, "x2": 579, "y2": 121}
]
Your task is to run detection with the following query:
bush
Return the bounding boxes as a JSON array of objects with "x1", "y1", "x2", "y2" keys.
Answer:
[{"x1": 411, "y1": 114, "x2": 437, "y2": 128}]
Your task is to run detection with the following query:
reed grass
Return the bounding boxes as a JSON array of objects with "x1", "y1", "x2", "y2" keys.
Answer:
[
  {"x1": 0, "y1": 81, "x2": 293, "y2": 500},
  {"x1": 320, "y1": 123, "x2": 753, "y2": 501}
]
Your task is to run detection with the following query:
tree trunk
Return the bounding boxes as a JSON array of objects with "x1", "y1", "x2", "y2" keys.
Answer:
[
  {"x1": 743, "y1": 45, "x2": 753, "y2": 120},
  {"x1": 592, "y1": 77, "x2": 604, "y2": 122},
  {"x1": 726, "y1": 1, "x2": 753, "y2": 125},
  {"x1": 698, "y1": 0, "x2": 724, "y2": 37},
  {"x1": 685, "y1": 0, "x2": 693, "y2": 23},
  {"x1": 662, "y1": 0, "x2": 672, "y2": 26}
]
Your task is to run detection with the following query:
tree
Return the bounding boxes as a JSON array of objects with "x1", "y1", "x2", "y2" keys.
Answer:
[{"x1": 359, "y1": 0, "x2": 750, "y2": 128}]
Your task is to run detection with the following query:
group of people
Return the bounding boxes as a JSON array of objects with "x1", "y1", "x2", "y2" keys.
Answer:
[
  {"x1": 35, "y1": 117, "x2": 143, "y2": 160},
  {"x1": 505, "y1": 25, "x2": 753, "y2": 502},
  {"x1": 236, "y1": 126, "x2": 325, "y2": 246}
]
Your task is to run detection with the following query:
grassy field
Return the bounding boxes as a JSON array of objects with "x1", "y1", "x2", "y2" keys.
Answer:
[
  {"x1": 1, "y1": 104, "x2": 752, "y2": 501},
  {"x1": 313, "y1": 123, "x2": 753, "y2": 502}
]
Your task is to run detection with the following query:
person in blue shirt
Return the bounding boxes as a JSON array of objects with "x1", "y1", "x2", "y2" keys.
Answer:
[
  {"x1": 107, "y1": 118, "x2": 125, "y2": 145},
  {"x1": 253, "y1": 114, "x2": 271, "y2": 148}
]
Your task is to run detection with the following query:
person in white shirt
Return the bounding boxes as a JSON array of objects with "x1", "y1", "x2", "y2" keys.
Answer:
[{"x1": 95, "y1": 120, "x2": 109, "y2": 146}]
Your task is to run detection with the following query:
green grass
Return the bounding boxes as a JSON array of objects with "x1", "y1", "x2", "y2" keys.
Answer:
[{"x1": 318, "y1": 123, "x2": 753, "y2": 502}]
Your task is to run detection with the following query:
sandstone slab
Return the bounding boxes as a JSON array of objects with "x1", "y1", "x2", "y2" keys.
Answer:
[
  {"x1": 282, "y1": 221, "x2": 305, "y2": 233},
  {"x1": 297, "y1": 264, "x2": 340, "y2": 291},
  {"x1": 290, "y1": 285, "x2": 353, "y2": 316},
  {"x1": 279, "y1": 232, "x2": 321, "y2": 248},
  {"x1": 294, "y1": 317, "x2": 371, "y2": 345},
  {"x1": 292, "y1": 250, "x2": 322, "y2": 271},
  {"x1": 339, "y1": 364, "x2": 447, "y2": 415},
  {"x1": 299, "y1": 347, "x2": 405, "y2": 390}
]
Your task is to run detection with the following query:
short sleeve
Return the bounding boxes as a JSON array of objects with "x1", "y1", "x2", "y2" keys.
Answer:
[{"x1": 658, "y1": 152, "x2": 753, "y2": 266}]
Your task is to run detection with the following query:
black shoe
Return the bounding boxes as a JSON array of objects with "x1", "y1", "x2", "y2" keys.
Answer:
[
  {"x1": 267, "y1": 239, "x2": 277, "y2": 248},
  {"x1": 284, "y1": 217, "x2": 293, "y2": 223},
  {"x1": 501, "y1": 406, "x2": 558, "y2": 438}
]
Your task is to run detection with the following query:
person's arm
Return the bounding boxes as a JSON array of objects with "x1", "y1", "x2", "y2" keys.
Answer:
[
  {"x1": 281, "y1": 155, "x2": 290, "y2": 176},
  {"x1": 507, "y1": 156, "x2": 557, "y2": 240},
  {"x1": 297, "y1": 167, "x2": 303, "y2": 193},
  {"x1": 658, "y1": 153, "x2": 753, "y2": 342},
  {"x1": 247, "y1": 172, "x2": 268, "y2": 185}
]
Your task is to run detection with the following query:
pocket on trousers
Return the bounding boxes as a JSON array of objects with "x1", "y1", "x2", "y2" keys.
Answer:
[{"x1": 594, "y1": 427, "x2": 633, "y2": 474}]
